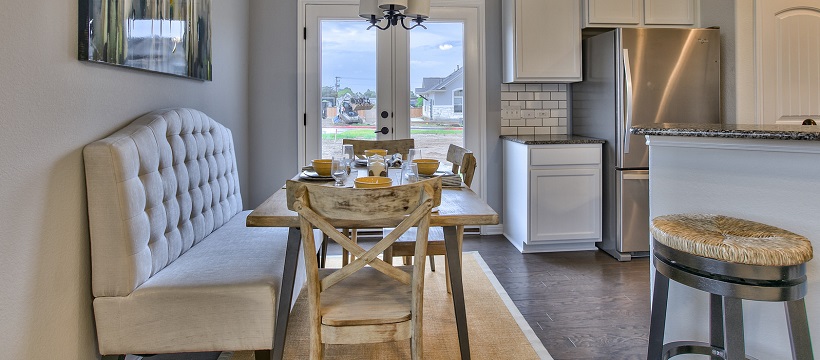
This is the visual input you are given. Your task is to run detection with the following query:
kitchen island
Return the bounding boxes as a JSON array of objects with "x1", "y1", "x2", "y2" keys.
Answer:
[{"x1": 633, "y1": 123, "x2": 820, "y2": 359}]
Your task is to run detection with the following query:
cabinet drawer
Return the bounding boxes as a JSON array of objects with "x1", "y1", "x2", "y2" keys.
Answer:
[{"x1": 530, "y1": 147, "x2": 601, "y2": 166}]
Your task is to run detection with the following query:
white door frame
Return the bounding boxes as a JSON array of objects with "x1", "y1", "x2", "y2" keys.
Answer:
[{"x1": 298, "y1": 0, "x2": 487, "y2": 202}]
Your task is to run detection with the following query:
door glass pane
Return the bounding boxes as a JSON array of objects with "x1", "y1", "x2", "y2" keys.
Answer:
[
  {"x1": 410, "y1": 22, "x2": 464, "y2": 169},
  {"x1": 320, "y1": 20, "x2": 377, "y2": 159}
]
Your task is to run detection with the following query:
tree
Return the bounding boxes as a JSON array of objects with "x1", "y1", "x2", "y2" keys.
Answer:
[
  {"x1": 337, "y1": 87, "x2": 354, "y2": 98},
  {"x1": 362, "y1": 89, "x2": 376, "y2": 98},
  {"x1": 321, "y1": 86, "x2": 336, "y2": 98}
]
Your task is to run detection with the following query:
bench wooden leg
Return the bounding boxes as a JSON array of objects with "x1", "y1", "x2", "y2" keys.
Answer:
[{"x1": 255, "y1": 349, "x2": 271, "y2": 360}]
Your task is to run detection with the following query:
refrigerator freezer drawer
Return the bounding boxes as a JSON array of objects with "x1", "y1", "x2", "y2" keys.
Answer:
[{"x1": 618, "y1": 170, "x2": 650, "y2": 253}]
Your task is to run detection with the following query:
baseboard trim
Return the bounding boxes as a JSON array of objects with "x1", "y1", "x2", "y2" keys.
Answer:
[{"x1": 481, "y1": 224, "x2": 503, "y2": 235}]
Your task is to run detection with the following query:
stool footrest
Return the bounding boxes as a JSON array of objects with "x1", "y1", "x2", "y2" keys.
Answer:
[{"x1": 662, "y1": 341, "x2": 759, "y2": 360}]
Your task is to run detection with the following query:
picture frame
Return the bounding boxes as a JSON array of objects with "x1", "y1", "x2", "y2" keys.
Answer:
[{"x1": 78, "y1": 0, "x2": 212, "y2": 81}]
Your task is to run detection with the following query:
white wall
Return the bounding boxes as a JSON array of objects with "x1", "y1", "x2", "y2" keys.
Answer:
[{"x1": 0, "y1": 0, "x2": 249, "y2": 358}]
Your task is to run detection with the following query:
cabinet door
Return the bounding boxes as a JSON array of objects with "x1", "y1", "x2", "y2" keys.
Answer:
[
  {"x1": 587, "y1": 0, "x2": 641, "y2": 25},
  {"x1": 644, "y1": 0, "x2": 695, "y2": 25},
  {"x1": 757, "y1": 0, "x2": 820, "y2": 124},
  {"x1": 505, "y1": 0, "x2": 581, "y2": 82},
  {"x1": 529, "y1": 168, "x2": 601, "y2": 242}
]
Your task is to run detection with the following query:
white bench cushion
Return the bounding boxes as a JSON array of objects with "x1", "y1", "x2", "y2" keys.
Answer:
[{"x1": 93, "y1": 211, "x2": 314, "y2": 354}]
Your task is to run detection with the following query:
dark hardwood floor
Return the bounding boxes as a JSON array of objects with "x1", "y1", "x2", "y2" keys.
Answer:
[
  {"x1": 139, "y1": 234, "x2": 651, "y2": 360},
  {"x1": 461, "y1": 234, "x2": 651, "y2": 360}
]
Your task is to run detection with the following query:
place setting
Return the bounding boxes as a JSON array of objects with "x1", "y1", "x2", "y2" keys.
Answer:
[{"x1": 299, "y1": 144, "x2": 464, "y2": 189}]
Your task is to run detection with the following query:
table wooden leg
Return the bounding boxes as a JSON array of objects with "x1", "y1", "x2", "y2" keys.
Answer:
[
  {"x1": 272, "y1": 227, "x2": 302, "y2": 360},
  {"x1": 444, "y1": 225, "x2": 470, "y2": 360}
]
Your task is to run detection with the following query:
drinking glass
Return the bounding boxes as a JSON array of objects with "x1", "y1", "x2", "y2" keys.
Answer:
[
  {"x1": 331, "y1": 158, "x2": 347, "y2": 187},
  {"x1": 342, "y1": 144, "x2": 355, "y2": 171},
  {"x1": 403, "y1": 163, "x2": 419, "y2": 184},
  {"x1": 407, "y1": 148, "x2": 421, "y2": 163}
]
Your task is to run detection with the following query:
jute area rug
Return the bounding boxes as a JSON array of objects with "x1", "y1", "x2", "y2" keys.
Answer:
[{"x1": 226, "y1": 252, "x2": 551, "y2": 359}]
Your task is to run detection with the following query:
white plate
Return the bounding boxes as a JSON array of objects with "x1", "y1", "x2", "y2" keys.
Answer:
[{"x1": 299, "y1": 171, "x2": 333, "y2": 180}]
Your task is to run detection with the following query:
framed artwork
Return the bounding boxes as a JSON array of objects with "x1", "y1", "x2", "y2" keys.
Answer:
[{"x1": 78, "y1": 0, "x2": 212, "y2": 80}]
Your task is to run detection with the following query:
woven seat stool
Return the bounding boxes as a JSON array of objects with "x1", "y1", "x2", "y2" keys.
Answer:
[{"x1": 647, "y1": 214, "x2": 814, "y2": 360}]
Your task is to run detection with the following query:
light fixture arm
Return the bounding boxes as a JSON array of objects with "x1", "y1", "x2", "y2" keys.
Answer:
[
  {"x1": 364, "y1": 4, "x2": 427, "y2": 31},
  {"x1": 401, "y1": 16, "x2": 427, "y2": 30}
]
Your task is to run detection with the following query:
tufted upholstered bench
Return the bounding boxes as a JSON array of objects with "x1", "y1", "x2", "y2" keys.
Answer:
[{"x1": 84, "y1": 108, "x2": 320, "y2": 359}]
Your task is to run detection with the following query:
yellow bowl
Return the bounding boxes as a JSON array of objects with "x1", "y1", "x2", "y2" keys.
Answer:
[
  {"x1": 354, "y1": 176, "x2": 393, "y2": 188},
  {"x1": 412, "y1": 159, "x2": 440, "y2": 175},
  {"x1": 311, "y1": 159, "x2": 332, "y2": 176},
  {"x1": 364, "y1": 149, "x2": 388, "y2": 158}
]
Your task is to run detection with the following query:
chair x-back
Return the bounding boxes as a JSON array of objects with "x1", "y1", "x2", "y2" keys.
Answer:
[{"x1": 286, "y1": 177, "x2": 442, "y2": 359}]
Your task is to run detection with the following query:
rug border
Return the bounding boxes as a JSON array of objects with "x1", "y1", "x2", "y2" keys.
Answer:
[{"x1": 467, "y1": 251, "x2": 553, "y2": 360}]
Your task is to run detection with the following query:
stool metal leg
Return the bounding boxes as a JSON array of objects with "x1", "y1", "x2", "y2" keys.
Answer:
[
  {"x1": 711, "y1": 294, "x2": 725, "y2": 360},
  {"x1": 786, "y1": 299, "x2": 814, "y2": 360},
  {"x1": 648, "y1": 270, "x2": 671, "y2": 360},
  {"x1": 722, "y1": 297, "x2": 745, "y2": 360}
]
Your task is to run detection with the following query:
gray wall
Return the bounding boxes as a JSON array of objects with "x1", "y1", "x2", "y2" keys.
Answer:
[
  {"x1": 701, "y1": 0, "x2": 737, "y2": 123},
  {"x1": 248, "y1": 0, "x2": 299, "y2": 207},
  {"x1": 486, "y1": 0, "x2": 503, "y2": 217},
  {"x1": 0, "y1": 0, "x2": 249, "y2": 358}
]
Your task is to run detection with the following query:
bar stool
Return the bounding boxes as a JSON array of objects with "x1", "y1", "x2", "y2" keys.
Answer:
[{"x1": 647, "y1": 214, "x2": 814, "y2": 360}]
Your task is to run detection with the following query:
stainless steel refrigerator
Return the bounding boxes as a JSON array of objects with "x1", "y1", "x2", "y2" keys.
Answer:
[{"x1": 572, "y1": 28, "x2": 721, "y2": 261}]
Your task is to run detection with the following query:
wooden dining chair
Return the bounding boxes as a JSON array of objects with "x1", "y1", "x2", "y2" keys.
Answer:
[
  {"x1": 286, "y1": 177, "x2": 442, "y2": 360},
  {"x1": 342, "y1": 138, "x2": 415, "y2": 159},
  {"x1": 385, "y1": 144, "x2": 477, "y2": 293},
  {"x1": 329, "y1": 138, "x2": 416, "y2": 267}
]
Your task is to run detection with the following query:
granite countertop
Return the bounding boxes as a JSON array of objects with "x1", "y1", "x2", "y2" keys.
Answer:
[
  {"x1": 500, "y1": 135, "x2": 606, "y2": 145},
  {"x1": 631, "y1": 123, "x2": 820, "y2": 141}
]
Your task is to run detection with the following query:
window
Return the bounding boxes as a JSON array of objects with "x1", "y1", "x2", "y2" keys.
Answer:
[{"x1": 453, "y1": 88, "x2": 464, "y2": 114}]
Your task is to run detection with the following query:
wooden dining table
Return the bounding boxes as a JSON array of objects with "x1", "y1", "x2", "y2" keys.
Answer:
[{"x1": 246, "y1": 167, "x2": 499, "y2": 360}]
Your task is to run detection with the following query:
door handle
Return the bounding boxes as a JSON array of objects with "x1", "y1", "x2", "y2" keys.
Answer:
[
  {"x1": 375, "y1": 127, "x2": 389, "y2": 134},
  {"x1": 623, "y1": 48, "x2": 634, "y2": 154}
]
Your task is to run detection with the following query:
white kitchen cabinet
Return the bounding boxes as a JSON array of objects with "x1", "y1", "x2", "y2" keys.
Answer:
[
  {"x1": 583, "y1": 0, "x2": 698, "y2": 28},
  {"x1": 503, "y1": 140, "x2": 602, "y2": 253},
  {"x1": 503, "y1": 0, "x2": 582, "y2": 83}
]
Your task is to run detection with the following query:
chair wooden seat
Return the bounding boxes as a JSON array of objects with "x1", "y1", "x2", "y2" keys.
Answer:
[
  {"x1": 390, "y1": 227, "x2": 447, "y2": 256},
  {"x1": 319, "y1": 267, "x2": 413, "y2": 327}
]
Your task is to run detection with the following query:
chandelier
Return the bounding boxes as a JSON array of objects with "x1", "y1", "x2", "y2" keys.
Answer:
[{"x1": 359, "y1": 0, "x2": 430, "y2": 30}]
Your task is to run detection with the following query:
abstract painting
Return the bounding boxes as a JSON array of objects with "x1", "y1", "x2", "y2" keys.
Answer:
[{"x1": 79, "y1": 0, "x2": 212, "y2": 80}]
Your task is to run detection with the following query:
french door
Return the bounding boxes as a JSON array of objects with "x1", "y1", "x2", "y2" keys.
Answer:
[{"x1": 301, "y1": 2, "x2": 483, "y2": 193}]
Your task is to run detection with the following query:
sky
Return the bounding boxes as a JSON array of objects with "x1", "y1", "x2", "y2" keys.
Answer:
[{"x1": 321, "y1": 20, "x2": 464, "y2": 95}]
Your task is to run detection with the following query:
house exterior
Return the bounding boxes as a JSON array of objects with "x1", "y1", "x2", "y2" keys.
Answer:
[{"x1": 415, "y1": 66, "x2": 464, "y2": 123}]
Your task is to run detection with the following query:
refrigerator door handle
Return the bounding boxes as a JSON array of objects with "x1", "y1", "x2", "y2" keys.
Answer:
[{"x1": 622, "y1": 48, "x2": 634, "y2": 154}]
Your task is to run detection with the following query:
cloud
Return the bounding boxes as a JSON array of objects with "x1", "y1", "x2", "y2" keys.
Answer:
[{"x1": 438, "y1": 43, "x2": 454, "y2": 51}]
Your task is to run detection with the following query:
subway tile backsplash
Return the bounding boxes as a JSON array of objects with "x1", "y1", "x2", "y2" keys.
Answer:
[{"x1": 501, "y1": 83, "x2": 568, "y2": 136}]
